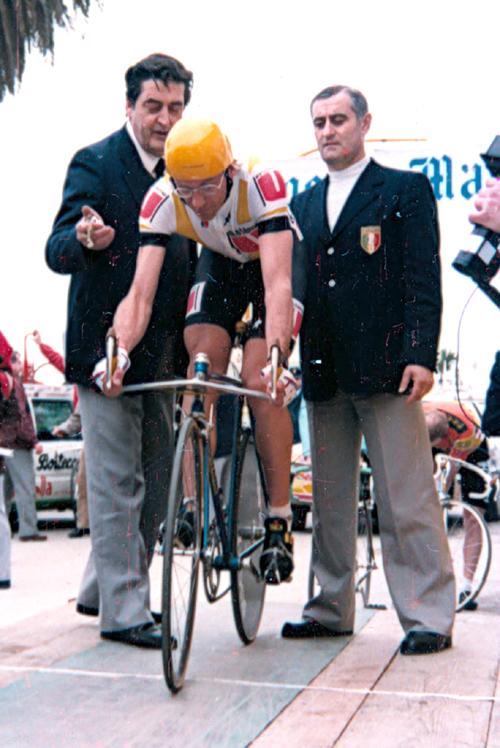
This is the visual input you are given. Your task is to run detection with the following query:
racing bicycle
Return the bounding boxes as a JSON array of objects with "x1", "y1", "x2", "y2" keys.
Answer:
[{"x1": 125, "y1": 353, "x2": 271, "y2": 693}]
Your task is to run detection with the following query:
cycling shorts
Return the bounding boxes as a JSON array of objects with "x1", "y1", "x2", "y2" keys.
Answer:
[
  {"x1": 185, "y1": 248, "x2": 265, "y2": 342},
  {"x1": 460, "y1": 439, "x2": 490, "y2": 508}
]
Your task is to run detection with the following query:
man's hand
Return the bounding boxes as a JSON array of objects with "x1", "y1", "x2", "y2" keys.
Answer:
[
  {"x1": 32, "y1": 330, "x2": 42, "y2": 346},
  {"x1": 398, "y1": 364, "x2": 434, "y2": 404},
  {"x1": 260, "y1": 362, "x2": 300, "y2": 407},
  {"x1": 468, "y1": 178, "x2": 500, "y2": 233},
  {"x1": 76, "y1": 206, "x2": 115, "y2": 250},
  {"x1": 35, "y1": 443, "x2": 43, "y2": 455},
  {"x1": 92, "y1": 347, "x2": 130, "y2": 397}
]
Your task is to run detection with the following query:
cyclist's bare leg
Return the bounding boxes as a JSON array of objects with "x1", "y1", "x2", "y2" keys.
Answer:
[
  {"x1": 242, "y1": 338, "x2": 294, "y2": 583},
  {"x1": 463, "y1": 505, "x2": 484, "y2": 582},
  {"x1": 184, "y1": 323, "x2": 232, "y2": 452},
  {"x1": 241, "y1": 338, "x2": 293, "y2": 513}
]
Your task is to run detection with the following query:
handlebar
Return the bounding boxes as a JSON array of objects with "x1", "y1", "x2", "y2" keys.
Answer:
[
  {"x1": 434, "y1": 454, "x2": 494, "y2": 501},
  {"x1": 123, "y1": 376, "x2": 268, "y2": 401}
]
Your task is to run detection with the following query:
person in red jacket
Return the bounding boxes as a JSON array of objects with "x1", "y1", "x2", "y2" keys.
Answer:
[
  {"x1": 3, "y1": 352, "x2": 46, "y2": 541},
  {"x1": 0, "y1": 332, "x2": 16, "y2": 587}
]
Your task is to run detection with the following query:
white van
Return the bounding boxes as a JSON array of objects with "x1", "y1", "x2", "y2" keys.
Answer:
[{"x1": 6, "y1": 383, "x2": 82, "y2": 527}]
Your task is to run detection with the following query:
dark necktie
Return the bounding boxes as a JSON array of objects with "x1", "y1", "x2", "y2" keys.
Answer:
[{"x1": 153, "y1": 158, "x2": 165, "y2": 179}]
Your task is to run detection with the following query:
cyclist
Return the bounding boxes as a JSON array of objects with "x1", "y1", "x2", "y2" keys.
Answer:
[
  {"x1": 98, "y1": 118, "x2": 302, "y2": 584},
  {"x1": 424, "y1": 401, "x2": 493, "y2": 610}
]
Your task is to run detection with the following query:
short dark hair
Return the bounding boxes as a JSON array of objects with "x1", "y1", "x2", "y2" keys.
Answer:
[
  {"x1": 11, "y1": 351, "x2": 20, "y2": 364},
  {"x1": 310, "y1": 85, "x2": 368, "y2": 121},
  {"x1": 125, "y1": 53, "x2": 193, "y2": 107}
]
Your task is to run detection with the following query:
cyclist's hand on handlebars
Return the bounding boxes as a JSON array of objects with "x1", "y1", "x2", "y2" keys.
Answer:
[
  {"x1": 398, "y1": 364, "x2": 434, "y2": 404},
  {"x1": 260, "y1": 361, "x2": 300, "y2": 407},
  {"x1": 92, "y1": 347, "x2": 130, "y2": 397}
]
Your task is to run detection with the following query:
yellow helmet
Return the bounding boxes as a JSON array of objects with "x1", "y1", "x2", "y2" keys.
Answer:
[{"x1": 164, "y1": 118, "x2": 233, "y2": 181}]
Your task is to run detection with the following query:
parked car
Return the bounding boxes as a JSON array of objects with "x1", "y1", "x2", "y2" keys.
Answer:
[{"x1": 6, "y1": 383, "x2": 82, "y2": 530}]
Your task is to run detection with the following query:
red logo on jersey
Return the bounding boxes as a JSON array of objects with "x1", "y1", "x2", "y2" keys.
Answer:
[
  {"x1": 255, "y1": 170, "x2": 287, "y2": 203},
  {"x1": 229, "y1": 229, "x2": 259, "y2": 254},
  {"x1": 141, "y1": 189, "x2": 167, "y2": 221}
]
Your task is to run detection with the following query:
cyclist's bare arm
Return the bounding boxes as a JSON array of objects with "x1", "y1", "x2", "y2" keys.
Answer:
[
  {"x1": 107, "y1": 244, "x2": 166, "y2": 395},
  {"x1": 259, "y1": 229, "x2": 293, "y2": 357}
]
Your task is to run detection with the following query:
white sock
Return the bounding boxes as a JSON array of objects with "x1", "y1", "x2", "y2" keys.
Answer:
[
  {"x1": 462, "y1": 581, "x2": 472, "y2": 594},
  {"x1": 269, "y1": 504, "x2": 293, "y2": 523}
]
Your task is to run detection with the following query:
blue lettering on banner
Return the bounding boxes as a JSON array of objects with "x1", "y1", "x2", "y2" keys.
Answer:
[{"x1": 409, "y1": 156, "x2": 486, "y2": 201}]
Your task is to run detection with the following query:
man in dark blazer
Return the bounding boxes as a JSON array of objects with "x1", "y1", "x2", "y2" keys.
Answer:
[
  {"x1": 283, "y1": 85, "x2": 456, "y2": 655},
  {"x1": 46, "y1": 54, "x2": 195, "y2": 649}
]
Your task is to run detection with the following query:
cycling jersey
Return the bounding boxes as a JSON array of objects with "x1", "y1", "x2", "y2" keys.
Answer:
[
  {"x1": 423, "y1": 401, "x2": 484, "y2": 460},
  {"x1": 139, "y1": 157, "x2": 299, "y2": 263}
]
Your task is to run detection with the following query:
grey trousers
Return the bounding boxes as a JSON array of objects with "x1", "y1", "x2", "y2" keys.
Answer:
[
  {"x1": 0, "y1": 474, "x2": 11, "y2": 582},
  {"x1": 6, "y1": 449, "x2": 38, "y2": 537},
  {"x1": 305, "y1": 391, "x2": 456, "y2": 636},
  {"x1": 76, "y1": 386, "x2": 174, "y2": 632}
]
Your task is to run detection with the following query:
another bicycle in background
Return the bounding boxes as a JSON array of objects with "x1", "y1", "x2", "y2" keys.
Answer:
[{"x1": 434, "y1": 453, "x2": 493, "y2": 612}]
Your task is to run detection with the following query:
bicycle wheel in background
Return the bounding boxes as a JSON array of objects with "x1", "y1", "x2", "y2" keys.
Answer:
[
  {"x1": 162, "y1": 418, "x2": 203, "y2": 693},
  {"x1": 307, "y1": 501, "x2": 376, "y2": 606},
  {"x1": 442, "y1": 499, "x2": 491, "y2": 612},
  {"x1": 355, "y1": 501, "x2": 374, "y2": 607},
  {"x1": 231, "y1": 428, "x2": 267, "y2": 644}
]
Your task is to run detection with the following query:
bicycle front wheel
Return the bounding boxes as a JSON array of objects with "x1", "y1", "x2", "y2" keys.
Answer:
[
  {"x1": 162, "y1": 418, "x2": 203, "y2": 693},
  {"x1": 442, "y1": 499, "x2": 491, "y2": 612},
  {"x1": 231, "y1": 429, "x2": 267, "y2": 644}
]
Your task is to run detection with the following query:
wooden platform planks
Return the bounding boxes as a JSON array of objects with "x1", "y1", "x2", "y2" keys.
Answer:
[{"x1": 251, "y1": 607, "x2": 500, "y2": 748}]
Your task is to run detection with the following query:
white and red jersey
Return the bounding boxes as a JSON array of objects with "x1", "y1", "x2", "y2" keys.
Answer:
[{"x1": 139, "y1": 157, "x2": 299, "y2": 264}]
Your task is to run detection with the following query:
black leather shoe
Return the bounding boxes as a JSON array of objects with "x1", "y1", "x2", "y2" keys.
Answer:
[
  {"x1": 400, "y1": 630, "x2": 452, "y2": 655},
  {"x1": 0, "y1": 580, "x2": 11, "y2": 589},
  {"x1": 76, "y1": 603, "x2": 99, "y2": 617},
  {"x1": 282, "y1": 618, "x2": 353, "y2": 639},
  {"x1": 68, "y1": 528, "x2": 90, "y2": 538},
  {"x1": 101, "y1": 622, "x2": 162, "y2": 649}
]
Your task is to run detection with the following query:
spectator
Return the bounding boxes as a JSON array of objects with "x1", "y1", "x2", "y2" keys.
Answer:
[
  {"x1": 2, "y1": 352, "x2": 46, "y2": 542},
  {"x1": 283, "y1": 84, "x2": 455, "y2": 656},
  {"x1": 45, "y1": 53, "x2": 195, "y2": 649},
  {"x1": 0, "y1": 331, "x2": 15, "y2": 588}
]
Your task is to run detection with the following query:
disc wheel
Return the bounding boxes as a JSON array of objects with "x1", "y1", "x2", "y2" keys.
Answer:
[
  {"x1": 230, "y1": 429, "x2": 267, "y2": 644},
  {"x1": 162, "y1": 418, "x2": 203, "y2": 693},
  {"x1": 442, "y1": 499, "x2": 491, "y2": 611}
]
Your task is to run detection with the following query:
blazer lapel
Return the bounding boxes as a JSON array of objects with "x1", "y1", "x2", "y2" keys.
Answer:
[{"x1": 330, "y1": 159, "x2": 386, "y2": 242}]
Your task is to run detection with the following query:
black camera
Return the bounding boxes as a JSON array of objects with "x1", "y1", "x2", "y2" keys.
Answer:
[{"x1": 453, "y1": 136, "x2": 500, "y2": 308}]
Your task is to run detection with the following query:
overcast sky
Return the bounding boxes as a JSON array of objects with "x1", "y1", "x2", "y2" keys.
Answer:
[{"x1": 2, "y1": 0, "x2": 500, "y2": 393}]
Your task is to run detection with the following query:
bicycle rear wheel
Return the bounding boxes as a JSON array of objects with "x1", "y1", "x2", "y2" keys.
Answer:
[
  {"x1": 442, "y1": 499, "x2": 491, "y2": 612},
  {"x1": 231, "y1": 429, "x2": 267, "y2": 644},
  {"x1": 162, "y1": 418, "x2": 203, "y2": 693}
]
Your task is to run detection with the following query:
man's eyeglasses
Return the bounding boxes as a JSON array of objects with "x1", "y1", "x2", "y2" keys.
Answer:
[{"x1": 172, "y1": 172, "x2": 225, "y2": 200}]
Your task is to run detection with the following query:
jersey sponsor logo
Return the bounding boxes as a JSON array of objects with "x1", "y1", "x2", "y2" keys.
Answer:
[
  {"x1": 255, "y1": 170, "x2": 287, "y2": 204},
  {"x1": 447, "y1": 414, "x2": 469, "y2": 436},
  {"x1": 186, "y1": 282, "x2": 206, "y2": 317},
  {"x1": 360, "y1": 226, "x2": 381, "y2": 255},
  {"x1": 228, "y1": 228, "x2": 260, "y2": 254},
  {"x1": 141, "y1": 189, "x2": 168, "y2": 222}
]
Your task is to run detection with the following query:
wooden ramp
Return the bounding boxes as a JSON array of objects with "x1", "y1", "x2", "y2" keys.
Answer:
[{"x1": 251, "y1": 523, "x2": 500, "y2": 748}]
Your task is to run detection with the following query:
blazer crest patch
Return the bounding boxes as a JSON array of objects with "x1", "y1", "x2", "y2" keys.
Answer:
[{"x1": 360, "y1": 226, "x2": 381, "y2": 255}]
